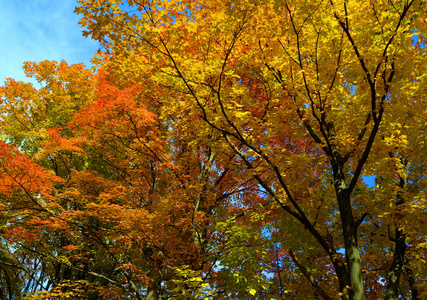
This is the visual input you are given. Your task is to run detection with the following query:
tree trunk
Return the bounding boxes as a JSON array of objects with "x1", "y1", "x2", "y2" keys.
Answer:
[
  {"x1": 406, "y1": 267, "x2": 420, "y2": 300},
  {"x1": 338, "y1": 191, "x2": 364, "y2": 300},
  {"x1": 334, "y1": 166, "x2": 364, "y2": 300},
  {"x1": 385, "y1": 226, "x2": 406, "y2": 300},
  {"x1": 385, "y1": 175, "x2": 408, "y2": 300},
  {"x1": 146, "y1": 277, "x2": 160, "y2": 300}
]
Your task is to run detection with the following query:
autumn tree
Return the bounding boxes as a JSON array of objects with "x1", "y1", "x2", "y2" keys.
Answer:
[
  {"x1": 0, "y1": 57, "x2": 260, "y2": 299},
  {"x1": 62, "y1": 67, "x2": 256, "y2": 299},
  {"x1": 75, "y1": 0, "x2": 427, "y2": 299},
  {"x1": 1, "y1": 0, "x2": 426, "y2": 299},
  {"x1": 0, "y1": 61, "x2": 96, "y2": 298}
]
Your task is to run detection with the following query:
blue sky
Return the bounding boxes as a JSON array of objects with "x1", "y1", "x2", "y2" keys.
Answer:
[{"x1": 0, "y1": 0, "x2": 100, "y2": 85}]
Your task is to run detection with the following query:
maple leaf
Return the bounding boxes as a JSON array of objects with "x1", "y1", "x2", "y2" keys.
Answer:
[{"x1": 1, "y1": 0, "x2": 426, "y2": 299}]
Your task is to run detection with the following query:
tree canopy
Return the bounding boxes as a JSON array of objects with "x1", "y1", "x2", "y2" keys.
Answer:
[{"x1": 0, "y1": 0, "x2": 427, "y2": 299}]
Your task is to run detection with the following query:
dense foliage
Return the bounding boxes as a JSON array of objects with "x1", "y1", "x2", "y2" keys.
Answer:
[{"x1": 0, "y1": 0, "x2": 426, "y2": 299}]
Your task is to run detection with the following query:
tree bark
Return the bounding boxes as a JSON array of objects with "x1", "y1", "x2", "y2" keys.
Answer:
[
  {"x1": 337, "y1": 188, "x2": 364, "y2": 300},
  {"x1": 385, "y1": 175, "x2": 408, "y2": 300},
  {"x1": 146, "y1": 277, "x2": 161, "y2": 300},
  {"x1": 406, "y1": 267, "x2": 420, "y2": 300},
  {"x1": 333, "y1": 157, "x2": 364, "y2": 300}
]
